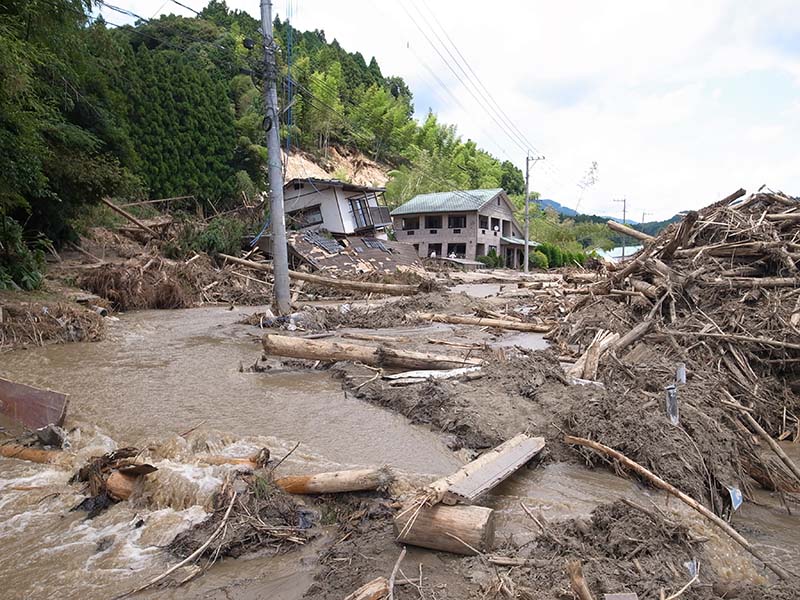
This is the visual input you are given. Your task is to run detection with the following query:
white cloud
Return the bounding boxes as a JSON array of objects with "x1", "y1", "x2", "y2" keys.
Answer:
[{"x1": 116, "y1": 0, "x2": 800, "y2": 219}]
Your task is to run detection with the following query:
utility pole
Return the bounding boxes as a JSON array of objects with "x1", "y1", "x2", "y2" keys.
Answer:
[
  {"x1": 260, "y1": 0, "x2": 291, "y2": 315},
  {"x1": 613, "y1": 197, "x2": 627, "y2": 261},
  {"x1": 523, "y1": 153, "x2": 545, "y2": 272}
]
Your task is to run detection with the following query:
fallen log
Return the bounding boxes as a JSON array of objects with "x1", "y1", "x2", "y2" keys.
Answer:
[
  {"x1": 262, "y1": 334, "x2": 482, "y2": 370},
  {"x1": 664, "y1": 330, "x2": 800, "y2": 351},
  {"x1": 564, "y1": 434, "x2": 793, "y2": 581},
  {"x1": 0, "y1": 377, "x2": 68, "y2": 430},
  {"x1": 100, "y1": 198, "x2": 159, "y2": 238},
  {"x1": 606, "y1": 220, "x2": 654, "y2": 243},
  {"x1": 220, "y1": 254, "x2": 419, "y2": 296},
  {"x1": 383, "y1": 366, "x2": 481, "y2": 383},
  {"x1": 613, "y1": 320, "x2": 654, "y2": 354},
  {"x1": 701, "y1": 277, "x2": 800, "y2": 289},
  {"x1": 394, "y1": 503, "x2": 495, "y2": 555},
  {"x1": 344, "y1": 577, "x2": 390, "y2": 600},
  {"x1": 413, "y1": 312, "x2": 553, "y2": 333},
  {"x1": 0, "y1": 443, "x2": 62, "y2": 464},
  {"x1": 275, "y1": 468, "x2": 392, "y2": 494},
  {"x1": 427, "y1": 338, "x2": 485, "y2": 350},
  {"x1": 341, "y1": 332, "x2": 410, "y2": 344}
]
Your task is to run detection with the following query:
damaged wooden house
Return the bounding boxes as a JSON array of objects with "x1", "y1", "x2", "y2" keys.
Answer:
[
  {"x1": 283, "y1": 178, "x2": 392, "y2": 240},
  {"x1": 276, "y1": 178, "x2": 424, "y2": 278}
]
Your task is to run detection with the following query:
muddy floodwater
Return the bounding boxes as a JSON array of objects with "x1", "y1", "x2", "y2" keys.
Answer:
[
  {"x1": 1, "y1": 305, "x2": 799, "y2": 598},
  {"x1": 0, "y1": 307, "x2": 459, "y2": 473}
]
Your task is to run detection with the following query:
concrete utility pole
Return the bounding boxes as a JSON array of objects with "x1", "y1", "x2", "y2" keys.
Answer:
[
  {"x1": 613, "y1": 197, "x2": 627, "y2": 261},
  {"x1": 260, "y1": 0, "x2": 291, "y2": 314},
  {"x1": 523, "y1": 154, "x2": 545, "y2": 272}
]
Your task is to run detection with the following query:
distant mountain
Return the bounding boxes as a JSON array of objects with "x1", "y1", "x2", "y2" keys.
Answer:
[{"x1": 535, "y1": 198, "x2": 639, "y2": 224}]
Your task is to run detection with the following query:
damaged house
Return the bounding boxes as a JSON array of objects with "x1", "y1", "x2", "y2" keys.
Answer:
[
  {"x1": 390, "y1": 188, "x2": 537, "y2": 268},
  {"x1": 282, "y1": 178, "x2": 392, "y2": 239}
]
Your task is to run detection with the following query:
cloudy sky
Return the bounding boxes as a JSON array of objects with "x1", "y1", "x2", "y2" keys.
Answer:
[{"x1": 103, "y1": 0, "x2": 800, "y2": 220}]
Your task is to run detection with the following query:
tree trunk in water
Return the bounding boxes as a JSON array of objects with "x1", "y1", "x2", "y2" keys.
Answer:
[{"x1": 262, "y1": 334, "x2": 483, "y2": 370}]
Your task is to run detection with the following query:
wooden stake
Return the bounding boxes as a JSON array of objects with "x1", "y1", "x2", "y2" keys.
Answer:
[{"x1": 564, "y1": 434, "x2": 793, "y2": 580}]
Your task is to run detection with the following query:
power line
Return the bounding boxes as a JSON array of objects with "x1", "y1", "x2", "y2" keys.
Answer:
[
  {"x1": 167, "y1": 0, "x2": 202, "y2": 17},
  {"x1": 403, "y1": 0, "x2": 575, "y2": 192},
  {"x1": 397, "y1": 0, "x2": 529, "y2": 157}
]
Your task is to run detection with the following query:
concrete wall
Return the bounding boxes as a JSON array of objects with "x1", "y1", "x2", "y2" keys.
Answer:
[{"x1": 391, "y1": 192, "x2": 523, "y2": 260}]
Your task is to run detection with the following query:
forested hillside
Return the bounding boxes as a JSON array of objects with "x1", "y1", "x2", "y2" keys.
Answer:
[{"x1": 1, "y1": 0, "x2": 525, "y2": 288}]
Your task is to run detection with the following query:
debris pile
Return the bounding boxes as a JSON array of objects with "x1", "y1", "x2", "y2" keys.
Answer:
[
  {"x1": 78, "y1": 254, "x2": 273, "y2": 310},
  {"x1": 553, "y1": 190, "x2": 800, "y2": 509},
  {"x1": 0, "y1": 300, "x2": 104, "y2": 349}
]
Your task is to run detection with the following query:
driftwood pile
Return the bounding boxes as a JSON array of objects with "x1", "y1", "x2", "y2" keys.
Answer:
[{"x1": 556, "y1": 189, "x2": 800, "y2": 508}]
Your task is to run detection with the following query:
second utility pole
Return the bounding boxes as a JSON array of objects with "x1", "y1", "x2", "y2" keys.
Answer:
[
  {"x1": 523, "y1": 154, "x2": 544, "y2": 273},
  {"x1": 260, "y1": 0, "x2": 291, "y2": 314}
]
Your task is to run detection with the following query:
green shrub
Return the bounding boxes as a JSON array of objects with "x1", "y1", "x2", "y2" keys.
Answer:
[
  {"x1": 528, "y1": 249, "x2": 549, "y2": 270},
  {"x1": 476, "y1": 248, "x2": 504, "y2": 268},
  {"x1": 0, "y1": 216, "x2": 46, "y2": 290}
]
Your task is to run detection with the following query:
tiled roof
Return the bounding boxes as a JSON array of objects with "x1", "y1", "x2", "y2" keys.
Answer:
[{"x1": 390, "y1": 189, "x2": 503, "y2": 216}]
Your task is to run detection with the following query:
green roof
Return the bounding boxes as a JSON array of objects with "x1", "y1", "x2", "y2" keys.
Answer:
[{"x1": 390, "y1": 188, "x2": 503, "y2": 216}]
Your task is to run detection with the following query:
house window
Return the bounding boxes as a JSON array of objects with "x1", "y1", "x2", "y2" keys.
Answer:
[
  {"x1": 446, "y1": 243, "x2": 466, "y2": 258},
  {"x1": 448, "y1": 214, "x2": 466, "y2": 229},
  {"x1": 402, "y1": 217, "x2": 419, "y2": 230},
  {"x1": 287, "y1": 204, "x2": 323, "y2": 228},
  {"x1": 424, "y1": 215, "x2": 442, "y2": 229},
  {"x1": 349, "y1": 197, "x2": 372, "y2": 229},
  {"x1": 427, "y1": 243, "x2": 442, "y2": 257},
  {"x1": 479, "y1": 215, "x2": 489, "y2": 229}
]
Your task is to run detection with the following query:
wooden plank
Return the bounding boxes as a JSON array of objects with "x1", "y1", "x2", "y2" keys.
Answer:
[
  {"x1": 0, "y1": 378, "x2": 68, "y2": 429},
  {"x1": 443, "y1": 436, "x2": 545, "y2": 505}
]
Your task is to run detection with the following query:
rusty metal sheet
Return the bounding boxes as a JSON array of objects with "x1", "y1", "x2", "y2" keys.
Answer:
[{"x1": 0, "y1": 378, "x2": 68, "y2": 430}]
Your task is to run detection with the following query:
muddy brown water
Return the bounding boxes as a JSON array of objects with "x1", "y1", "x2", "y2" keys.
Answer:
[{"x1": 1, "y1": 305, "x2": 799, "y2": 597}]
